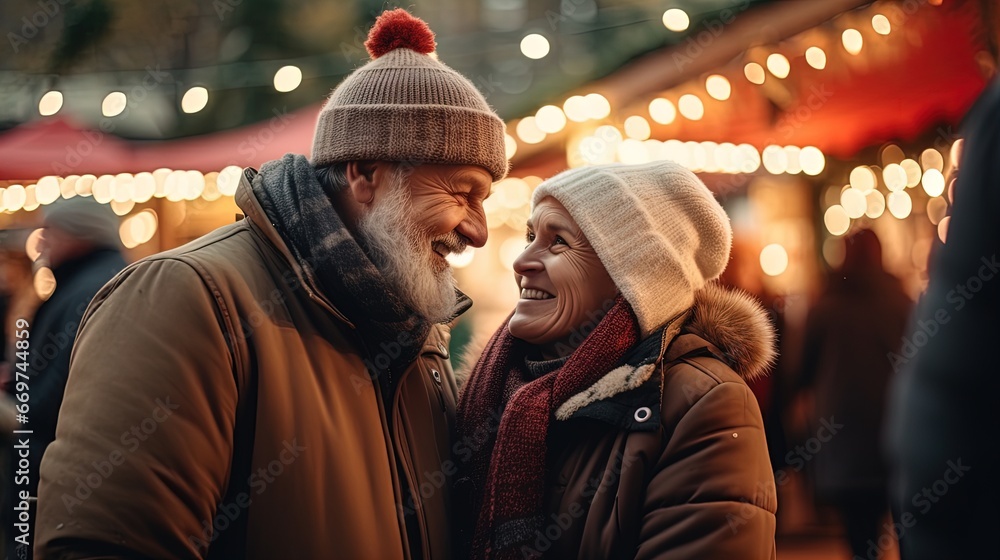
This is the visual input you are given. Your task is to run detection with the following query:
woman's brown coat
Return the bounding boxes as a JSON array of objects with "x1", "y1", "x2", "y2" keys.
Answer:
[{"x1": 459, "y1": 284, "x2": 778, "y2": 559}]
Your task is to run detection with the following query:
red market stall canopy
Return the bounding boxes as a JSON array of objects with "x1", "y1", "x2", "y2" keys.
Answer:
[
  {"x1": 0, "y1": 117, "x2": 135, "y2": 179},
  {"x1": 0, "y1": 104, "x2": 323, "y2": 181},
  {"x1": 511, "y1": 0, "x2": 993, "y2": 177}
]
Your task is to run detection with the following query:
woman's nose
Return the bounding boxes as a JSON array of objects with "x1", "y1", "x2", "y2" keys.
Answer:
[{"x1": 513, "y1": 246, "x2": 542, "y2": 276}]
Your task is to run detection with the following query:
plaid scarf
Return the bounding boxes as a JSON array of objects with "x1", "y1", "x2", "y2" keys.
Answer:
[
  {"x1": 455, "y1": 295, "x2": 639, "y2": 559},
  {"x1": 251, "y1": 154, "x2": 465, "y2": 395}
]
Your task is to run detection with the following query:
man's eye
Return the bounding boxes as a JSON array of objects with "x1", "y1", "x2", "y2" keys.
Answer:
[
  {"x1": 554, "y1": 236, "x2": 567, "y2": 245},
  {"x1": 525, "y1": 231, "x2": 536, "y2": 242}
]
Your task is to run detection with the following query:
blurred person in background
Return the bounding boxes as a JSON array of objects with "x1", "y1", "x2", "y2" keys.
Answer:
[
  {"x1": 456, "y1": 162, "x2": 777, "y2": 559},
  {"x1": 797, "y1": 228, "x2": 912, "y2": 559},
  {"x1": 886, "y1": 76, "x2": 1000, "y2": 559},
  {"x1": 35, "y1": 9, "x2": 507, "y2": 560},
  {"x1": 3, "y1": 197, "x2": 125, "y2": 560}
]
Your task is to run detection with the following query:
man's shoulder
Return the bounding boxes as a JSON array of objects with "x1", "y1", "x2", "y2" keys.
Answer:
[{"x1": 135, "y1": 220, "x2": 271, "y2": 282}]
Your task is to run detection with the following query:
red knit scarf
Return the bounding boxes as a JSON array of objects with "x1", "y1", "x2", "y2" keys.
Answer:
[{"x1": 455, "y1": 296, "x2": 639, "y2": 559}]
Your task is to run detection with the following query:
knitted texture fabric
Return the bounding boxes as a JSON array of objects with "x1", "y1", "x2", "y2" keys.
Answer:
[
  {"x1": 455, "y1": 295, "x2": 639, "y2": 559},
  {"x1": 531, "y1": 161, "x2": 733, "y2": 335},
  {"x1": 311, "y1": 9, "x2": 508, "y2": 181}
]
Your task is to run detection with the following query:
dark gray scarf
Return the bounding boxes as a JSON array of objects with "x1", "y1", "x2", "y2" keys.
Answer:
[{"x1": 251, "y1": 154, "x2": 468, "y2": 396}]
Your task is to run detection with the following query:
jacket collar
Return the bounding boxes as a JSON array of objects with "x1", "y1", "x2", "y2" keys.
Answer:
[
  {"x1": 235, "y1": 168, "x2": 356, "y2": 327},
  {"x1": 556, "y1": 283, "x2": 777, "y2": 430}
]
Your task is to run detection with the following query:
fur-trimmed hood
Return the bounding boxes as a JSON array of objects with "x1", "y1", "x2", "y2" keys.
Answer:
[
  {"x1": 684, "y1": 282, "x2": 777, "y2": 381},
  {"x1": 456, "y1": 283, "x2": 776, "y2": 419}
]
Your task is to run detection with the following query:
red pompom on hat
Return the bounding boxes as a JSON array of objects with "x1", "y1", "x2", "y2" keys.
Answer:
[{"x1": 364, "y1": 8, "x2": 436, "y2": 59}]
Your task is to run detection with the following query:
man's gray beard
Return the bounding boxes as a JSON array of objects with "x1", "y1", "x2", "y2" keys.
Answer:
[{"x1": 356, "y1": 169, "x2": 459, "y2": 324}]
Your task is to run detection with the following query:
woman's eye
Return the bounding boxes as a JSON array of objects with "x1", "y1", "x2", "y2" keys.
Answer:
[{"x1": 525, "y1": 231, "x2": 536, "y2": 242}]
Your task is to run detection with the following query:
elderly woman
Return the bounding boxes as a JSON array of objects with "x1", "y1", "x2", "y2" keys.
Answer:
[{"x1": 455, "y1": 161, "x2": 777, "y2": 559}]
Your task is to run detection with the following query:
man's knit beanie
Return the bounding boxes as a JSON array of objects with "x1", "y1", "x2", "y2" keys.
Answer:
[
  {"x1": 311, "y1": 9, "x2": 508, "y2": 181},
  {"x1": 532, "y1": 161, "x2": 733, "y2": 335},
  {"x1": 43, "y1": 196, "x2": 121, "y2": 250}
]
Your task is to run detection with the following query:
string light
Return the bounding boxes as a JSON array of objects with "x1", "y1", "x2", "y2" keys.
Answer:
[
  {"x1": 534, "y1": 105, "x2": 566, "y2": 134},
  {"x1": 766, "y1": 53, "x2": 790, "y2": 79},
  {"x1": 648, "y1": 98, "x2": 676, "y2": 124},
  {"x1": 273, "y1": 66, "x2": 303, "y2": 92},
  {"x1": 563, "y1": 96, "x2": 590, "y2": 122},
  {"x1": 760, "y1": 244, "x2": 789, "y2": 276},
  {"x1": 744, "y1": 62, "x2": 766, "y2": 84},
  {"x1": 504, "y1": 134, "x2": 518, "y2": 159},
  {"x1": 677, "y1": 94, "x2": 704, "y2": 120},
  {"x1": 515, "y1": 117, "x2": 546, "y2": 144},
  {"x1": 805, "y1": 47, "x2": 827, "y2": 70},
  {"x1": 800, "y1": 146, "x2": 826, "y2": 175},
  {"x1": 872, "y1": 14, "x2": 891, "y2": 35},
  {"x1": 624, "y1": 116, "x2": 651, "y2": 140},
  {"x1": 38, "y1": 91, "x2": 63, "y2": 116},
  {"x1": 520, "y1": 34, "x2": 550, "y2": 59},
  {"x1": 705, "y1": 75, "x2": 731, "y2": 101},
  {"x1": 842, "y1": 29, "x2": 863, "y2": 55},
  {"x1": 824, "y1": 205, "x2": 850, "y2": 236},
  {"x1": 181, "y1": 86, "x2": 209, "y2": 114},
  {"x1": 584, "y1": 93, "x2": 611, "y2": 119},
  {"x1": 102, "y1": 92, "x2": 127, "y2": 117},
  {"x1": 662, "y1": 9, "x2": 690, "y2": 32}
]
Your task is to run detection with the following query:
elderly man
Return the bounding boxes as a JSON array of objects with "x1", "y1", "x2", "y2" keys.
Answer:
[{"x1": 35, "y1": 9, "x2": 506, "y2": 560}]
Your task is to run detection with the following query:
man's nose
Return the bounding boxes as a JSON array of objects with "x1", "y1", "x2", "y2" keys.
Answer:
[{"x1": 456, "y1": 210, "x2": 488, "y2": 248}]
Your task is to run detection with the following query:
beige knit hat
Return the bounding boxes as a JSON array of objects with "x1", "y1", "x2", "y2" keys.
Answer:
[
  {"x1": 311, "y1": 9, "x2": 508, "y2": 181},
  {"x1": 532, "y1": 161, "x2": 732, "y2": 335}
]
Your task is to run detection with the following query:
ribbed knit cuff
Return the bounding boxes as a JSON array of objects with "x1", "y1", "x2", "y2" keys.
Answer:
[{"x1": 311, "y1": 104, "x2": 508, "y2": 180}]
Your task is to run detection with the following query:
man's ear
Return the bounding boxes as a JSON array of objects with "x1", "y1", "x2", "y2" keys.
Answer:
[{"x1": 345, "y1": 161, "x2": 391, "y2": 205}]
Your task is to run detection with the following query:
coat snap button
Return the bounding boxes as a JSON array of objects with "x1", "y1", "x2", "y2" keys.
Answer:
[
  {"x1": 431, "y1": 369, "x2": 442, "y2": 383},
  {"x1": 634, "y1": 407, "x2": 652, "y2": 422}
]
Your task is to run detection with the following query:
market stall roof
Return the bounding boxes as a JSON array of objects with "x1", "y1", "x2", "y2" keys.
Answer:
[
  {"x1": 0, "y1": 104, "x2": 322, "y2": 180},
  {"x1": 0, "y1": 117, "x2": 134, "y2": 180},
  {"x1": 131, "y1": 104, "x2": 322, "y2": 174},
  {"x1": 0, "y1": 0, "x2": 990, "y2": 182},
  {"x1": 512, "y1": 0, "x2": 992, "y2": 177}
]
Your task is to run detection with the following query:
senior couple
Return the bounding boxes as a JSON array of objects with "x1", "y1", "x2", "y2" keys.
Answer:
[{"x1": 34, "y1": 9, "x2": 776, "y2": 560}]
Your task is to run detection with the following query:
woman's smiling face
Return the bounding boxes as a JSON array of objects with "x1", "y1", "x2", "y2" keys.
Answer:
[{"x1": 508, "y1": 197, "x2": 618, "y2": 354}]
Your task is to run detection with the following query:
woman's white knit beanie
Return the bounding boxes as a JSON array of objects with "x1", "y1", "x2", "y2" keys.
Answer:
[{"x1": 531, "y1": 161, "x2": 732, "y2": 335}]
